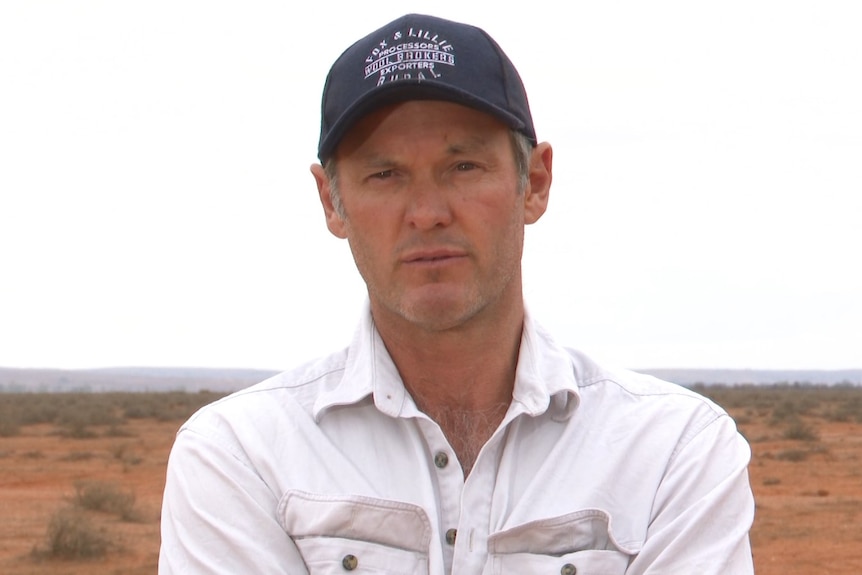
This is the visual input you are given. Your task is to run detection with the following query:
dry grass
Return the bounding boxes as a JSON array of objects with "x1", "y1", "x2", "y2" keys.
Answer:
[
  {"x1": 73, "y1": 480, "x2": 140, "y2": 522},
  {"x1": 38, "y1": 508, "x2": 112, "y2": 559}
]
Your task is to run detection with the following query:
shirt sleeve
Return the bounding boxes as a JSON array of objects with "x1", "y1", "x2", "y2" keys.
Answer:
[
  {"x1": 626, "y1": 414, "x2": 755, "y2": 574},
  {"x1": 158, "y1": 428, "x2": 309, "y2": 574}
]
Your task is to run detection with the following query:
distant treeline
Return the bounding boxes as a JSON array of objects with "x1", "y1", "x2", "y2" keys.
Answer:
[
  {"x1": 640, "y1": 368, "x2": 862, "y2": 387},
  {"x1": 0, "y1": 366, "x2": 860, "y2": 393},
  {"x1": 0, "y1": 367, "x2": 278, "y2": 393}
]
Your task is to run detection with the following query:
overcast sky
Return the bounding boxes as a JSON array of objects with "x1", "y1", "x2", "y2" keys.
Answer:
[{"x1": 1, "y1": 1, "x2": 859, "y2": 372}]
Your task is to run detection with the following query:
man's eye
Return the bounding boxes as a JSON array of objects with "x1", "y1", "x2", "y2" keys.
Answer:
[
  {"x1": 455, "y1": 162, "x2": 477, "y2": 171},
  {"x1": 370, "y1": 170, "x2": 393, "y2": 179}
]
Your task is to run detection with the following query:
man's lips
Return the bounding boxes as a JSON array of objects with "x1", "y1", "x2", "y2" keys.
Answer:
[{"x1": 401, "y1": 248, "x2": 468, "y2": 264}]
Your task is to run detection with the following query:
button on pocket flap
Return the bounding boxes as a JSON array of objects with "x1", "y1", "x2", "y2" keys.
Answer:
[
  {"x1": 279, "y1": 490, "x2": 432, "y2": 553},
  {"x1": 490, "y1": 549, "x2": 630, "y2": 575},
  {"x1": 295, "y1": 536, "x2": 429, "y2": 575},
  {"x1": 488, "y1": 508, "x2": 636, "y2": 556}
]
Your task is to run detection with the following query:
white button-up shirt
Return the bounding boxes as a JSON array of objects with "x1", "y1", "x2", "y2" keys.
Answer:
[{"x1": 159, "y1": 309, "x2": 754, "y2": 574}]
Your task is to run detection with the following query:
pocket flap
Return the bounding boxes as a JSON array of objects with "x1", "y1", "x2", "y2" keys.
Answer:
[
  {"x1": 279, "y1": 490, "x2": 432, "y2": 553},
  {"x1": 488, "y1": 508, "x2": 637, "y2": 555}
]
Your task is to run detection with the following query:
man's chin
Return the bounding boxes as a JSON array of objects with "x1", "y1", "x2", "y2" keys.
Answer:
[{"x1": 389, "y1": 290, "x2": 484, "y2": 332}]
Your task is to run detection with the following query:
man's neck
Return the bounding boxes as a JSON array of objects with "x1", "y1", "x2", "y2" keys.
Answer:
[
  {"x1": 371, "y1": 298, "x2": 525, "y2": 475},
  {"x1": 373, "y1": 302, "x2": 524, "y2": 412}
]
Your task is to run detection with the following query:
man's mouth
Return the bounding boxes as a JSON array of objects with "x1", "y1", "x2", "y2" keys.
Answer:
[{"x1": 402, "y1": 248, "x2": 467, "y2": 264}]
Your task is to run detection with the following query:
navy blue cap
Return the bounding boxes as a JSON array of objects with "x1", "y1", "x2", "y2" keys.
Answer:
[{"x1": 317, "y1": 14, "x2": 537, "y2": 162}]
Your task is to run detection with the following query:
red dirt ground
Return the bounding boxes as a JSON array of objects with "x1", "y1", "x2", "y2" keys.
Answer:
[{"x1": 1, "y1": 392, "x2": 861, "y2": 574}]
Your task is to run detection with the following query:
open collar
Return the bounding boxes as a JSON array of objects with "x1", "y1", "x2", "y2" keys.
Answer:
[{"x1": 313, "y1": 303, "x2": 580, "y2": 423}]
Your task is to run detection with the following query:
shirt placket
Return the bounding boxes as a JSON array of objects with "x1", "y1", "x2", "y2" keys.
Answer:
[
  {"x1": 451, "y1": 412, "x2": 521, "y2": 575},
  {"x1": 415, "y1": 417, "x2": 464, "y2": 575}
]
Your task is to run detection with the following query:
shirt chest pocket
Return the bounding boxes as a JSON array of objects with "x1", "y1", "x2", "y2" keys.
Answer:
[
  {"x1": 485, "y1": 509, "x2": 637, "y2": 575},
  {"x1": 278, "y1": 490, "x2": 431, "y2": 575}
]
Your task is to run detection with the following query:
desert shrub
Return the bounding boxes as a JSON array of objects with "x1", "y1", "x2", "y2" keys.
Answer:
[
  {"x1": 775, "y1": 449, "x2": 809, "y2": 462},
  {"x1": 782, "y1": 419, "x2": 820, "y2": 441},
  {"x1": 120, "y1": 390, "x2": 223, "y2": 421},
  {"x1": 57, "y1": 402, "x2": 121, "y2": 429},
  {"x1": 121, "y1": 455, "x2": 143, "y2": 471},
  {"x1": 824, "y1": 397, "x2": 862, "y2": 423},
  {"x1": 843, "y1": 394, "x2": 862, "y2": 417},
  {"x1": 104, "y1": 424, "x2": 136, "y2": 438},
  {"x1": 42, "y1": 507, "x2": 111, "y2": 558},
  {"x1": 0, "y1": 402, "x2": 22, "y2": 436},
  {"x1": 59, "y1": 451, "x2": 95, "y2": 462},
  {"x1": 693, "y1": 384, "x2": 782, "y2": 412},
  {"x1": 74, "y1": 480, "x2": 138, "y2": 520},
  {"x1": 0, "y1": 394, "x2": 61, "y2": 425},
  {"x1": 58, "y1": 421, "x2": 98, "y2": 439},
  {"x1": 0, "y1": 417, "x2": 20, "y2": 437},
  {"x1": 110, "y1": 443, "x2": 143, "y2": 469},
  {"x1": 0, "y1": 391, "x2": 226, "y2": 428},
  {"x1": 771, "y1": 399, "x2": 808, "y2": 423},
  {"x1": 109, "y1": 443, "x2": 131, "y2": 460},
  {"x1": 692, "y1": 384, "x2": 862, "y2": 425},
  {"x1": 692, "y1": 383, "x2": 826, "y2": 415}
]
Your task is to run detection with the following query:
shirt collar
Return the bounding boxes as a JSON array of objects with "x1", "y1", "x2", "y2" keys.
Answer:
[
  {"x1": 509, "y1": 310, "x2": 580, "y2": 422},
  {"x1": 313, "y1": 303, "x2": 580, "y2": 422},
  {"x1": 313, "y1": 302, "x2": 408, "y2": 421}
]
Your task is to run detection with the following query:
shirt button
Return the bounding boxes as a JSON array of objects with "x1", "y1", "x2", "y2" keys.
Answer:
[
  {"x1": 342, "y1": 554, "x2": 358, "y2": 570},
  {"x1": 445, "y1": 528, "x2": 457, "y2": 545},
  {"x1": 561, "y1": 563, "x2": 577, "y2": 575},
  {"x1": 434, "y1": 451, "x2": 449, "y2": 468}
]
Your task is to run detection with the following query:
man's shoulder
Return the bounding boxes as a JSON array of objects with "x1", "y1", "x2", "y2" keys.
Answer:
[
  {"x1": 182, "y1": 347, "x2": 351, "y2": 429},
  {"x1": 562, "y1": 348, "x2": 739, "y2": 460},
  {"x1": 564, "y1": 347, "x2": 728, "y2": 417},
  {"x1": 522, "y1": 318, "x2": 726, "y2": 420},
  {"x1": 256, "y1": 348, "x2": 352, "y2": 393}
]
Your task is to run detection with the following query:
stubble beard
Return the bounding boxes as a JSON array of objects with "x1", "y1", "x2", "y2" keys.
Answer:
[{"x1": 362, "y1": 245, "x2": 523, "y2": 336}]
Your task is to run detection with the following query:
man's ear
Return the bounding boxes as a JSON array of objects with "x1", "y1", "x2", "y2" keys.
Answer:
[
  {"x1": 311, "y1": 163, "x2": 348, "y2": 239},
  {"x1": 523, "y1": 142, "x2": 552, "y2": 225}
]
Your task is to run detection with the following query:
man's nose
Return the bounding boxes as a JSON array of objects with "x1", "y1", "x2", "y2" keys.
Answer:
[{"x1": 404, "y1": 178, "x2": 454, "y2": 230}]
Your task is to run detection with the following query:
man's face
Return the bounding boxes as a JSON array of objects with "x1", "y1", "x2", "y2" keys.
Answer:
[{"x1": 313, "y1": 100, "x2": 550, "y2": 333}]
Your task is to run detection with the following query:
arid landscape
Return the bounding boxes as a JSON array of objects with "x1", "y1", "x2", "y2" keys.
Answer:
[{"x1": 1, "y1": 384, "x2": 861, "y2": 574}]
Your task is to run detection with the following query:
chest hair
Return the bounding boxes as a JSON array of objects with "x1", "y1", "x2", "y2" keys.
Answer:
[{"x1": 425, "y1": 403, "x2": 509, "y2": 477}]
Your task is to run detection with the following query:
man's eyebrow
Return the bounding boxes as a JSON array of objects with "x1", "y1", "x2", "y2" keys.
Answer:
[
  {"x1": 362, "y1": 156, "x2": 392, "y2": 167},
  {"x1": 445, "y1": 136, "x2": 492, "y2": 155},
  {"x1": 351, "y1": 152, "x2": 397, "y2": 169}
]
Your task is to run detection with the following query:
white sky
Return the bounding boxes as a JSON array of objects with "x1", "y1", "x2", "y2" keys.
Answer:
[{"x1": 1, "y1": 1, "x2": 860, "y2": 371}]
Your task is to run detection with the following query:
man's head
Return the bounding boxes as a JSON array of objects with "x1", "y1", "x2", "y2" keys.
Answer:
[
  {"x1": 311, "y1": 15, "x2": 552, "y2": 334},
  {"x1": 316, "y1": 13, "x2": 537, "y2": 164}
]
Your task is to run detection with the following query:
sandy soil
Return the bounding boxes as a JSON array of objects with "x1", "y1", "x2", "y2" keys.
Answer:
[
  {"x1": 1, "y1": 418, "x2": 171, "y2": 575},
  {"x1": 744, "y1": 416, "x2": 862, "y2": 573},
  {"x1": 1, "y1": 390, "x2": 860, "y2": 574}
]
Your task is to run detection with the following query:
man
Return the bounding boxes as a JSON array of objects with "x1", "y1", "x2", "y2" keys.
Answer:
[{"x1": 159, "y1": 13, "x2": 754, "y2": 574}]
